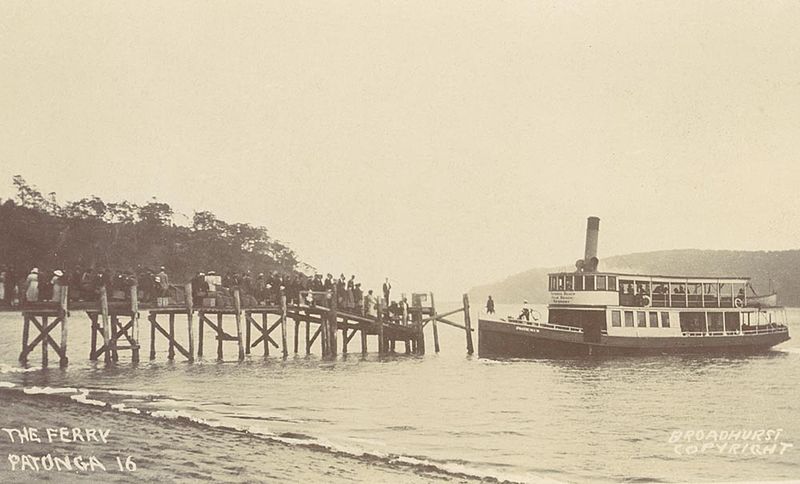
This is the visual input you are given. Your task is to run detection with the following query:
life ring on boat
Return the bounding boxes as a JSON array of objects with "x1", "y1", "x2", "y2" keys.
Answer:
[
  {"x1": 641, "y1": 295, "x2": 651, "y2": 307},
  {"x1": 531, "y1": 310, "x2": 541, "y2": 321},
  {"x1": 734, "y1": 297, "x2": 744, "y2": 308}
]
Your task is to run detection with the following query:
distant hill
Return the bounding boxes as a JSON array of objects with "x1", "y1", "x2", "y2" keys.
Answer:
[{"x1": 469, "y1": 249, "x2": 800, "y2": 306}]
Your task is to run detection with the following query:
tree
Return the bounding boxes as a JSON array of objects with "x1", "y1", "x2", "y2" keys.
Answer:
[
  {"x1": 13, "y1": 175, "x2": 61, "y2": 215},
  {"x1": 139, "y1": 200, "x2": 173, "y2": 225},
  {"x1": 64, "y1": 196, "x2": 107, "y2": 220}
]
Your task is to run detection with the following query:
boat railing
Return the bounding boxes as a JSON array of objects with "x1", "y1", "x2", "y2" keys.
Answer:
[
  {"x1": 508, "y1": 318, "x2": 583, "y2": 333},
  {"x1": 681, "y1": 325, "x2": 788, "y2": 337}
]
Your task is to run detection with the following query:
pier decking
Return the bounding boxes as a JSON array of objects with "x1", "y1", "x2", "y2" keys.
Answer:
[{"x1": 4, "y1": 284, "x2": 474, "y2": 367}]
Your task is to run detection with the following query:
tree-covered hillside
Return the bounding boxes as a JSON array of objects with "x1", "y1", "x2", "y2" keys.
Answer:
[{"x1": 0, "y1": 176, "x2": 302, "y2": 281}]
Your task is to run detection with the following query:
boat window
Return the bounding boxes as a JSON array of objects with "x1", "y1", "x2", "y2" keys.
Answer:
[
  {"x1": 719, "y1": 283, "x2": 733, "y2": 307},
  {"x1": 660, "y1": 312, "x2": 671, "y2": 327},
  {"x1": 679, "y1": 312, "x2": 706, "y2": 333},
  {"x1": 724, "y1": 312, "x2": 740, "y2": 332},
  {"x1": 557, "y1": 275, "x2": 565, "y2": 290},
  {"x1": 619, "y1": 279, "x2": 636, "y2": 306},
  {"x1": 649, "y1": 311, "x2": 658, "y2": 327},
  {"x1": 584, "y1": 275, "x2": 595, "y2": 291},
  {"x1": 670, "y1": 283, "x2": 686, "y2": 307},
  {"x1": 707, "y1": 312, "x2": 723, "y2": 332},
  {"x1": 652, "y1": 283, "x2": 668, "y2": 307},
  {"x1": 704, "y1": 283, "x2": 719, "y2": 308},
  {"x1": 688, "y1": 283, "x2": 703, "y2": 308},
  {"x1": 565, "y1": 276, "x2": 573, "y2": 291},
  {"x1": 549, "y1": 276, "x2": 557, "y2": 291},
  {"x1": 637, "y1": 311, "x2": 647, "y2": 327},
  {"x1": 596, "y1": 276, "x2": 607, "y2": 290},
  {"x1": 733, "y1": 283, "x2": 746, "y2": 306},
  {"x1": 611, "y1": 310, "x2": 621, "y2": 327},
  {"x1": 624, "y1": 311, "x2": 634, "y2": 327},
  {"x1": 575, "y1": 275, "x2": 584, "y2": 291},
  {"x1": 636, "y1": 281, "x2": 650, "y2": 295},
  {"x1": 608, "y1": 276, "x2": 617, "y2": 290}
]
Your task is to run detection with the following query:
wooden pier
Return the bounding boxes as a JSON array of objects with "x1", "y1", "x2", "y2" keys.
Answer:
[{"x1": 7, "y1": 283, "x2": 475, "y2": 367}]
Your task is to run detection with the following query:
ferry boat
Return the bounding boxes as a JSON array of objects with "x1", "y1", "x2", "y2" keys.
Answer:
[{"x1": 478, "y1": 217, "x2": 791, "y2": 357}]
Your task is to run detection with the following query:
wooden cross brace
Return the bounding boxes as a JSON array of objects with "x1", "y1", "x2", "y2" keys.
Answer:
[
  {"x1": 246, "y1": 314, "x2": 280, "y2": 349},
  {"x1": 148, "y1": 313, "x2": 192, "y2": 360},
  {"x1": 19, "y1": 315, "x2": 66, "y2": 365}
]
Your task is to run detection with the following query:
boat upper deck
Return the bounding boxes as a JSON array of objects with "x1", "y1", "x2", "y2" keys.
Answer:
[{"x1": 548, "y1": 271, "x2": 755, "y2": 309}]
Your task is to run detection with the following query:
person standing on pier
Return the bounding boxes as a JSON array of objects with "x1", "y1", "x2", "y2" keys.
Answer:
[
  {"x1": 354, "y1": 283, "x2": 363, "y2": 314},
  {"x1": 364, "y1": 289, "x2": 377, "y2": 317},
  {"x1": 25, "y1": 268, "x2": 39, "y2": 303},
  {"x1": 382, "y1": 278, "x2": 391, "y2": 305},
  {"x1": 157, "y1": 266, "x2": 170, "y2": 298},
  {"x1": 486, "y1": 296, "x2": 495, "y2": 314},
  {"x1": 51, "y1": 270, "x2": 66, "y2": 303}
]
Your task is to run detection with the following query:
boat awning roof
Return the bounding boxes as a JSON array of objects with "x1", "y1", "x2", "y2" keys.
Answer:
[{"x1": 548, "y1": 272, "x2": 751, "y2": 284}]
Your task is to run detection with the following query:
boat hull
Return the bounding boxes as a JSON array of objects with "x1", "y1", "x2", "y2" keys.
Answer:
[{"x1": 478, "y1": 318, "x2": 791, "y2": 358}]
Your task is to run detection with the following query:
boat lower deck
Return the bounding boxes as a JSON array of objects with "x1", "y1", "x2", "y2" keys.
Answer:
[{"x1": 478, "y1": 318, "x2": 791, "y2": 358}]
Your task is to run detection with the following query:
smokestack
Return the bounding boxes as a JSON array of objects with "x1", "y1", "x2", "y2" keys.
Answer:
[{"x1": 583, "y1": 216, "x2": 600, "y2": 272}]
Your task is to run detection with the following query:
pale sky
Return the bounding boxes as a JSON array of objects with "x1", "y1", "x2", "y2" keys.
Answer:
[{"x1": 1, "y1": 1, "x2": 799, "y2": 300}]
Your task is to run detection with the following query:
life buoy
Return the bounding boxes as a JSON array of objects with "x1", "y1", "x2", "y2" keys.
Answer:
[
  {"x1": 641, "y1": 295, "x2": 651, "y2": 307},
  {"x1": 531, "y1": 310, "x2": 541, "y2": 321},
  {"x1": 734, "y1": 297, "x2": 744, "y2": 308}
]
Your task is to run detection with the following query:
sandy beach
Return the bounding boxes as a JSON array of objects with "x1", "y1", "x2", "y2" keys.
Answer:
[{"x1": 0, "y1": 388, "x2": 485, "y2": 483}]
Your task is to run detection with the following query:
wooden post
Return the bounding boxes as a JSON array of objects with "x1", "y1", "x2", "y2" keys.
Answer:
[
  {"x1": 100, "y1": 286, "x2": 111, "y2": 364},
  {"x1": 216, "y1": 313, "x2": 223, "y2": 360},
  {"x1": 342, "y1": 323, "x2": 348, "y2": 354},
  {"x1": 305, "y1": 319, "x2": 311, "y2": 355},
  {"x1": 245, "y1": 311, "x2": 251, "y2": 354},
  {"x1": 130, "y1": 285, "x2": 140, "y2": 363},
  {"x1": 198, "y1": 311, "x2": 204, "y2": 358},
  {"x1": 280, "y1": 295, "x2": 288, "y2": 357},
  {"x1": 320, "y1": 292, "x2": 329, "y2": 357},
  {"x1": 293, "y1": 321, "x2": 299, "y2": 354},
  {"x1": 330, "y1": 288, "x2": 338, "y2": 357},
  {"x1": 20, "y1": 315, "x2": 30, "y2": 363},
  {"x1": 262, "y1": 313, "x2": 269, "y2": 357},
  {"x1": 234, "y1": 288, "x2": 245, "y2": 362},
  {"x1": 361, "y1": 325, "x2": 367, "y2": 355},
  {"x1": 41, "y1": 315, "x2": 49, "y2": 368},
  {"x1": 463, "y1": 293, "x2": 474, "y2": 355},
  {"x1": 59, "y1": 286, "x2": 69, "y2": 367},
  {"x1": 168, "y1": 313, "x2": 176, "y2": 360},
  {"x1": 430, "y1": 292, "x2": 440, "y2": 353},
  {"x1": 110, "y1": 315, "x2": 119, "y2": 362},
  {"x1": 185, "y1": 282, "x2": 194, "y2": 362},
  {"x1": 149, "y1": 314, "x2": 156, "y2": 360},
  {"x1": 377, "y1": 300, "x2": 385, "y2": 355}
]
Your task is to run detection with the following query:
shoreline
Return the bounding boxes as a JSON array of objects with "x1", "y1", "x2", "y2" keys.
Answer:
[{"x1": 0, "y1": 387, "x2": 507, "y2": 483}]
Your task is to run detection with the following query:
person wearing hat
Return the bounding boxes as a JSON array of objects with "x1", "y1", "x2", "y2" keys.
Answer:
[
  {"x1": 519, "y1": 300, "x2": 531, "y2": 322},
  {"x1": 157, "y1": 266, "x2": 169, "y2": 298},
  {"x1": 25, "y1": 268, "x2": 39, "y2": 303},
  {"x1": 51, "y1": 270, "x2": 66, "y2": 303}
]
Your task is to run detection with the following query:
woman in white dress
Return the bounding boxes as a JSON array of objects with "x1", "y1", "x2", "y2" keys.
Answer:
[{"x1": 25, "y1": 268, "x2": 39, "y2": 303}]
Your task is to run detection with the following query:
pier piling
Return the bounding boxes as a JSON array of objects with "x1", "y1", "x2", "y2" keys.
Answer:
[
  {"x1": 463, "y1": 293, "x2": 474, "y2": 355},
  {"x1": 234, "y1": 289, "x2": 245, "y2": 361},
  {"x1": 430, "y1": 293, "x2": 440, "y2": 353},
  {"x1": 185, "y1": 283, "x2": 194, "y2": 362}
]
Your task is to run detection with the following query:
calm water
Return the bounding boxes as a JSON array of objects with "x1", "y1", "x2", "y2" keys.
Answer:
[{"x1": 0, "y1": 303, "x2": 798, "y2": 483}]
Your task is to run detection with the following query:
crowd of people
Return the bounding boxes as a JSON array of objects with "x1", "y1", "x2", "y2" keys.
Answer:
[
  {"x1": 0, "y1": 265, "x2": 172, "y2": 306},
  {"x1": 0, "y1": 265, "x2": 406, "y2": 321}
]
